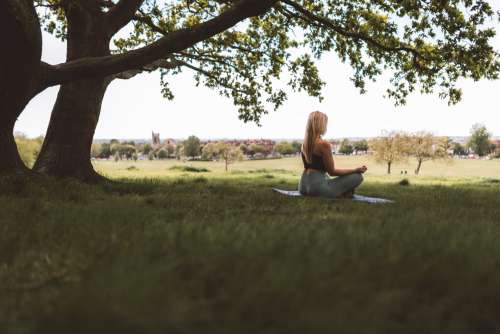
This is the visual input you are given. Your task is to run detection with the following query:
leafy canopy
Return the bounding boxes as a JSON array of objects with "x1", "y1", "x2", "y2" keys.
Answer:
[{"x1": 36, "y1": 0, "x2": 500, "y2": 123}]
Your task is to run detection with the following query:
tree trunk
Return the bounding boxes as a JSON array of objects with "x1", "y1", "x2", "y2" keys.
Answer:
[
  {"x1": 415, "y1": 159, "x2": 422, "y2": 175},
  {"x1": 33, "y1": 79, "x2": 110, "y2": 182},
  {"x1": 0, "y1": 0, "x2": 42, "y2": 175},
  {"x1": 387, "y1": 162, "x2": 391, "y2": 174},
  {"x1": 0, "y1": 119, "x2": 28, "y2": 174},
  {"x1": 34, "y1": 11, "x2": 111, "y2": 182}
]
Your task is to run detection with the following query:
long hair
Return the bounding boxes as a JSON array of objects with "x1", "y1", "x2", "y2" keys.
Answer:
[{"x1": 302, "y1": 111, "x2": 328, "y2": 163}]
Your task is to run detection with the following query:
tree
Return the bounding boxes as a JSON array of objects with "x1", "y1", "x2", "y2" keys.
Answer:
[
  {"x1": 409, "y1": 132, "x2": 449, "y2": 175},
  {"x1": 353, "y1": 140, "x2": 369, "y2": 154},
  {"x1": 165, "y1": 144, "x2": 175, "y2": 158},
  {"x1": 274, "y1": 141, "x2": 295, "y2": 155},
  {"x1": 183, "y1": 136, "x2": 201, "y2": 159},
  {"x1": 1, "y1": 0, "x2": 278, "y2": 177},
  {"x1": 201, "y1": 142, "x2": 220, "y2": 161},
  {"x1": 175, "y1": 144, "x2": 184, "y2": 160},
  {"x1": 291, "y1": 141, "x2": 302, "y2": 154},
  {"x1": 91, "y1": 143, "x2": 102, "y2": 159},
  {"x1": 120, "y1": 145, "x2": 137, "y2": 160},
  {"x1": 370, "y1": 131, "x2": 409, "y2": 174},
  {"x1": 2, "y1": 0, "x2": 499, "y2": 178},
  {"x1": 467, "y1": 124, "x2": 492, "y2": 157},
  {"x1": 489, "y1": 143, "x2": 497, "y2": 155},
  {"x1": 248, "y1": 144, "x2": 267, "y2": 157},
  {"x1": 217, "y1": 143, "x2": 244, "y2": 171},
  {"x1": 14, "y1": 133, "x2": 42, "y2": 168},
  {"x1": 99, "y1": 143, "x2": 112, "y2": 159},
  {"x1": 157, "y1": 149, "x2": 168, "y2": 160},
  {"x1": 339, "y1": 139, "x2": 353, "y2": 155},
  {"x1": 142, "y1": 143, "x2": 153, "y2": 155},
  {"x1": 453, "y1": 142, "x2": 467, "y2": 156}
]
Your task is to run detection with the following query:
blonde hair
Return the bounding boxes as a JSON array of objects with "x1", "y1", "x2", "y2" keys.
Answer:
[{"x1": 302, "y1": 111, "x2": 328, "y2": 163}]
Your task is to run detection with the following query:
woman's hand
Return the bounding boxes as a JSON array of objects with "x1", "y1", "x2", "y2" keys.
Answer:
[{"x1": 355, "y1": 165, "x2": 367, "y2": 173}]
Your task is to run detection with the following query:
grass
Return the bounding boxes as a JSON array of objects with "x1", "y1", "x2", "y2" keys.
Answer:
[{"x1": 1, "y1": 157, "x2": 500, "y2": 333}]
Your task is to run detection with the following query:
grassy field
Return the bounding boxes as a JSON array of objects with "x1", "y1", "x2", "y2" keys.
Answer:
[
  {"x1": 94, "y1": 155, "x2": 500, "y2": 180},
  {"x1": 1, "y1": 156, "x2": 500, "y2": 334}
]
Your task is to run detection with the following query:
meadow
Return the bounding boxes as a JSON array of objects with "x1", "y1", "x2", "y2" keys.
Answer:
[{"x1": 1, "y1": 156, "x2": 500, "y2": 334}]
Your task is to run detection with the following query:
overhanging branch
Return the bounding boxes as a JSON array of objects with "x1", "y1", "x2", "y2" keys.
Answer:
[{"x1": 41, "y1": 0, "x2": 277, "y2": 88}]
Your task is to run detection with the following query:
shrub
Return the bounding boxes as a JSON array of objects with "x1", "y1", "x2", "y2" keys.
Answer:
[{"x1": 169, "y1": 165, "x2": 210, "y2": 173}]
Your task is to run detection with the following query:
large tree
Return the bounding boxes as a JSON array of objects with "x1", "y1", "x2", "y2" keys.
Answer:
[
  {"x1": 0, "y1": 0, "x2": 277, "y2": 176},
  {"x1": 2, "y1": 0, "x2": 500, "y2": 180},
  {"x1": 0, "y1": 0, "x2": 43, "y2": 174}
]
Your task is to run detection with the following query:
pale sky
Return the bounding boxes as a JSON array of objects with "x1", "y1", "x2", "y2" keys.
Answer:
[{"x1": 16, "y1": 30, "x2": 500, "y2": 140}]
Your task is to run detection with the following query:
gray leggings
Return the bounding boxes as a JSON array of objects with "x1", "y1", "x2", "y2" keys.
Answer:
[{"x1": 298, "y1": 171, "x2": 364, "y2": 198}]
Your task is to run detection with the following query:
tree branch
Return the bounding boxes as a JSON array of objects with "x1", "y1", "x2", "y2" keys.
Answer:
[
  {"x1": 41, "y1": 0, "x2": 277, "y2": 88},
  {"x1": 106, "y1": 0, "x2": 145, "y2": 36},
  {"x1": 113, "y1": 58, "x2": 181, "y2": 80},
  {"x1": 280, "y1": 0, "x2": 436, "y2": 65}
]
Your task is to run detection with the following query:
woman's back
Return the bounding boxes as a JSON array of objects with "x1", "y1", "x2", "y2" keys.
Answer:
[{"x1": 301, "y1": 139, "x2": 327, "y2": 172}]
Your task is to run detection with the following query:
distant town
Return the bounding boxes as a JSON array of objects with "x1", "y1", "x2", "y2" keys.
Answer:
[{"x1": 89, "y1": 129, "x2": 500, "y2": 163}]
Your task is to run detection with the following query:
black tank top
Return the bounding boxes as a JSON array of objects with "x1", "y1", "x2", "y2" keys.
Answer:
[{"x1": 301, "y1": 151, "x2": 326, "y2": 172}]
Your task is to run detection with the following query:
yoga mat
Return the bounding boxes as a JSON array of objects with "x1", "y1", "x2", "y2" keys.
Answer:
[{"x1": 272, "y1": 188, "x2": 394, "y2": 204}]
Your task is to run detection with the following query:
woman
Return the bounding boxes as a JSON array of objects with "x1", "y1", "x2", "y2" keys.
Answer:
[{"x1": 299, "y1": 111, "x2": 367, "y2": 198}]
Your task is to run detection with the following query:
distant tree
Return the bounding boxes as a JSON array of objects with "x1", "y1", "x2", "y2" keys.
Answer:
[
  {"x1": 452, "y1": 142, "x2": 467, "y2": 156},
  {"x1": 132, "y1": 153, "x2": 138, "y2": 161},
  {"x1": 467, "y1": 124, "x2": 491, "y2": 157},
  {"x1": 91, "y1": 143, "x2": 102, "y2": 159},
  {"x1": 142, "y1": 143, "x2": 153, "y2": 155},
  {"x1": 239, "y1": 144, "x2": 249, "y2": 156},
  {"x1": 489, "y1": 143, "x2": 497, "y2": 155},
  {"x1": 113, "y1": 152, "x2": 121, "y2": 162},
  {"x1": 14, "y1": 133, "x2": 42, "y2": 167},
  {"x1": 99, "y1": 143, "x2": 112, "y2": 159},
  {"x1": 201, "y1": 142, "x2": 220, "y2": 161},
  {"x1": 436, "y1": 137, "x2": 453, "y2": 156},
  {"x1": 409, "y1": 132, "x2": 449, "y2": 175},
  {"x1": 291, "y1": 141, "x2": 302, "y2": 154},
  {"x1": 370, "y1": 131, "x2": 409, "y2": 174},
  {"x1": 353, "y1": 140, "x2": 369, "y2": 154},
  {"x1": 110, "y1": 139, "x2": 119, "y2": 145},
  {"x1": 217, "y1": 143, "x2": 244, "y2": 171},
  {"x1": 118, "y1": 145, "x2": 137, "y2": 160},
  {"x1": 175, "y1": 144, "x2": 184, "y2": 160},
  {"x1": 183, "y1": 136, "x2": 201, "y2": 159},
  {"x1": 274, "y1": 141, "x2": 295, "y2": 155},
  {"x1": 157, "y1": 149, "x2": 168, "y2": 160},
  {"x1": 339, "y1": 139, "x2": 354, "y2": 155},
  {"x1": 248, "y1": 144, "x2": 267, "y2": 157},
  {"x1": 148, "y1": 152, "x2": 155, "y2": 161},
  {"x1": 165, "y1": 144, "x2": 175, "y2": 158}
]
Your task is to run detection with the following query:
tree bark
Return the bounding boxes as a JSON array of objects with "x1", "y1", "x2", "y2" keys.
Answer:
[
  {"x1": 0, "y1": 0, "x2": 42, "y2": 174},
  {"x1": 33, "y1": 10, "x2": 111, "y2": 182},
  {"x1": 415, "y1": 159, "x2": 422, "y2": 175},
  {"x1": 387, "y1": 162, "x2": 391, "y2": 174}
]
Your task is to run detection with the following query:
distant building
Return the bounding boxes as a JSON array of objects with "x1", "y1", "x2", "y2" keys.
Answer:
[{"x1": 152, "y1": 132, "x2": 161, "y2": 148}]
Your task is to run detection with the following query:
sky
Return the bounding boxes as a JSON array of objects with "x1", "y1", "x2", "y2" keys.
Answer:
[{"x1": 16, "y1": 29, "x2": 500, "y2": 140}]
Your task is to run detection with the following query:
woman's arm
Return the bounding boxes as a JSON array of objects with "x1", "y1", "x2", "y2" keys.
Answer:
[{"x1": 319, "y1": 141, "x2": 366, "y2": 176}]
